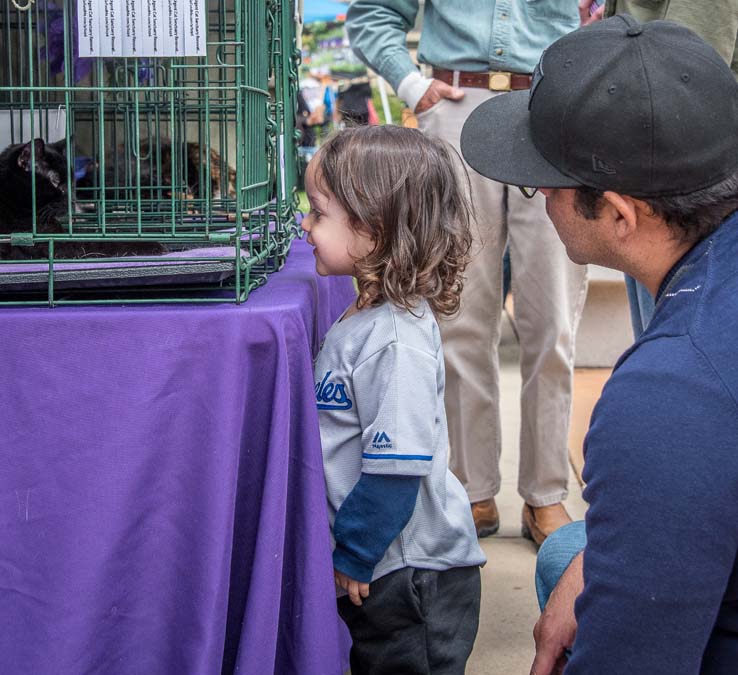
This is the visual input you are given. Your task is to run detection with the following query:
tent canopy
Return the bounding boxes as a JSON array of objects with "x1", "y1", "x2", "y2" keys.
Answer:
[{"x1": 303, "y1": 0, "x2": 348, "y2": 24}]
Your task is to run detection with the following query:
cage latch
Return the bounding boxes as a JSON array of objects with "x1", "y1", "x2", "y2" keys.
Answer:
[
  {"x1": 11, "y1": 233, "x2": 35, "y2": 247},
  {"x1": 208, "y1": 233, "x2": 232, "y2": 244}
]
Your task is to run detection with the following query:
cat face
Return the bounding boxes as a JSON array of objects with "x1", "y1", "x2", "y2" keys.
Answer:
[{"x1": 16, "y1": 138, "x2": 70, "y2": 195}]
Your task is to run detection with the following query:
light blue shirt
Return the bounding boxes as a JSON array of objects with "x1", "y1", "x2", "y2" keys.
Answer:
[{"x1": 347, "y1": 0, "x2": 580, "y2": 91}]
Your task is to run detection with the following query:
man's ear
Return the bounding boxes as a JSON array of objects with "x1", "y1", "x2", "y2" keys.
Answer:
[{"x1": 602, "y1": 191, "x2": 639, "y2": 239}]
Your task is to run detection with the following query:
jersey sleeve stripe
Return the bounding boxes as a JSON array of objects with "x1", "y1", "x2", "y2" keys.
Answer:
[{"x1": 362, "y1": 452, "x2": 433, "y2": 461}]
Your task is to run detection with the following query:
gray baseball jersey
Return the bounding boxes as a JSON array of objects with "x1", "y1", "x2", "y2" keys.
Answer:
[{"x1": 314, "y1": 300, "x2": 486, "y2": 583}]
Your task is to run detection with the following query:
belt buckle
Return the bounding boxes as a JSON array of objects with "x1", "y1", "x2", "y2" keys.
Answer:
[{"x1": 488, "y1": 71, "x2": 512, "y2": 91}]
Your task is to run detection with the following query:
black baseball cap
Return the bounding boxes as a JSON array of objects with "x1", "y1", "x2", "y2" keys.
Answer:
[{"x1": 460, "y1": 15, "x2": 738, "y2": 197}]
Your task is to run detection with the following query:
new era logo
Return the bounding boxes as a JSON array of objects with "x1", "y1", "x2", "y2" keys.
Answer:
[
  {"x1": 372, "y1": 431, "x2": 392, "y2": 449},
  {"x1": 592, "y1": 155, "x2": 616, "y2": 175}
]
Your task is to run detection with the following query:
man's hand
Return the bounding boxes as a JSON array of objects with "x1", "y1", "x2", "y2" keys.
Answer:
[
  {"x1": 334, "y1": 568, "x2": 370, "y2": 606},
  {"x1": 578, "y1": 0, "x2": 605, "y2": 26},
  {"x1": 414, "y1": 79, "x2": 465, "y2": 115},
  {"x1": 530, "y1": 552, "x2": 584, "y2": 675}
]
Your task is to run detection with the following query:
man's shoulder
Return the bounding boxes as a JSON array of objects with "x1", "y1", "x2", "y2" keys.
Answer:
[
  {"x1": 585, "y1": 333, "x2": 738, "y2": 483},
  {"x1": 605, "y1": 333, "x2": 735, "y2": 417},
  {"x1": 639, "y1": 223, "x2": 738, "y2": 399},
  {"x1": 689, "y1": 227, "x2": 738, "y2": 400}
]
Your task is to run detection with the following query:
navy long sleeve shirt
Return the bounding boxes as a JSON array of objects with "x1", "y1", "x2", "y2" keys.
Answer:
[{"x1": 567, "y1": 213, "x2": 738, "y2": 674}]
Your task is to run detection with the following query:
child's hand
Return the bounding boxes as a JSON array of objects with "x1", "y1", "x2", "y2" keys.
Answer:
[{"x1": 334, "y1": 568, "x2": 370, "y2": 606}]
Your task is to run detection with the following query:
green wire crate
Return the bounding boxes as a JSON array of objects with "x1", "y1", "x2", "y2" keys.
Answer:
[{"x1": 0, "y1": 0, "x2": 300, "y2": 306}]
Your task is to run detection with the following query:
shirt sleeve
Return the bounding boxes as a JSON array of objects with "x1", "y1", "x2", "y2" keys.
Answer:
[
  {"x1": 566, "y1": 337, "x2": 738, "y2": 674},
  {"x1": 662, "y1": 0, "x2": 738, "y2": 73},
  {"x1": 352, "y1": 342, "x2": 438, "y2": 476},
  {"x1": 333, "y1": 473, "x2": 421, "y2": 582},
  {"x1": 346, "y1": 0, "x2": 421, "y2": 92}
]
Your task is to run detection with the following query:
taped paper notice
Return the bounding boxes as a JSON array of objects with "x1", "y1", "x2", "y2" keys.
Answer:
[
  {"x1": 123, "y1": 0, "x2": 141, "y2": 56},
  {"x1": 141, "y1": 0, "x2": 162, "y2": 56},
  {"x1": 79, "y1": 0, "x2": 206, "y2": 57},
  {"x1": 77, "y1": 0, "x2": 99, "y2": 57},
  {"x1": 163, "y1": 0, "x2": 184, "y2": 56},
  {"x1": 100, "y1": 0, "x2": 122, "y2": 57},
  {"x1": 183, "y1": 0, "x2": 206, "y2": 56}
]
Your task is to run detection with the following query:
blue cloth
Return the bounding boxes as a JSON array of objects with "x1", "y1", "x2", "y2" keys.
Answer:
[
  {"x1": 323, "y1": 86, "x2": 336, "y2": 117},
  {"x1": 346, "y1": 0, "x2": 580, "y2": 91},
  {"x1": 333, "y1": 473, "x2": 421, "y2": 582},
  {"x1": 566, "y1": 212, "x2": 738, "y2": 674},
  {"x1": 624, "y1": 274, "x2": 655, "y2": 338},
  {"x1": 535, "y1": 521, "x2": 586, "y2": 611}
]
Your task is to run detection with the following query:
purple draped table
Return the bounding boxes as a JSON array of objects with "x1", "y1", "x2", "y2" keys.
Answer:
[{"x1": 0, "y1": 237, "x2": 355, "y2": 674}]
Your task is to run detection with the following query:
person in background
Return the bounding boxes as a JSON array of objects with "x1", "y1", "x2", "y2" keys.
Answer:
[
  {"x1": 303, "y1": 126, "x2": 486, "y2": 674},
  {"x1": 460, "y1": 16, "x2": 738, "y2": 674},
  {"x1": 336, "y1": 78, "x2": 373, "y2": 126},
  {"x1": 346, "y1": 0, "x2": 588, "y2": 547},
  {"x1": 580, "y1": 0, "x2": 738, "y2": 337},
  {"x1": 296, "y1": 90, "x2": 317, "y2": 148}
]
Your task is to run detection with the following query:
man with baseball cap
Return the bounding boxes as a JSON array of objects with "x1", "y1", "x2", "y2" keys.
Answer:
[{"x1": 462, "y1": 15, "x2": 738, "y2": 674}]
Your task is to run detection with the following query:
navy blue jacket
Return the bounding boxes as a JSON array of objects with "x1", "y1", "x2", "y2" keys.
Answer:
[{"x1": 569, "y1": 212, "x2": 738, "y2": 674}]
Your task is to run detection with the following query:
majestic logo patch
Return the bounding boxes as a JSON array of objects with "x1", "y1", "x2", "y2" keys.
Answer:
[
  {"x1": 372, "y1": 431, "x2": 392, "y2": 449},
  {"x1": 592, "y1": 155, "x2": 616, "y2": 175},
  {"x1": 315, "y1": 371, "x2": 353, "y2": 410}
]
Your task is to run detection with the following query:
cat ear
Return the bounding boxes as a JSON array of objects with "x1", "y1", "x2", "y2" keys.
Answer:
[
  {"x1": 16, "y1": 140, "x2": 43, "y2": 171},
  {"x1": 33, "y1": 138, "x2": 45, "y2": 159}
]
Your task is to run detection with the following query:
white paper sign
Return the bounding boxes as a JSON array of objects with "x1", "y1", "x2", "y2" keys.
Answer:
[
  {"x1": 183, "y1": 0, "x2": 206, "y2": 56},
  {"x1": 100, "y1": 0, "x2": 123, "y2": 57},
  {"x1": 140, "y1": 0, "x2": 161, "y2": 56},
  {"x1": 123, "y1": 0, "x2": 141, "y2": 56},
  {"x1": 162, "y1": 0, "x2": 184, "y2": 56},
  {"x1": 80, "y1": 0, "x2": 206, "y2": 57},
  {"x1": 77, "y1": 0, "x2": 99, "y2": 58}
]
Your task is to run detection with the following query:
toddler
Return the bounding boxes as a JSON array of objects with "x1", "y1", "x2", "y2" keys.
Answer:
[{"x1": 303, "y1": 126, "x2": 486, "y2": 674}]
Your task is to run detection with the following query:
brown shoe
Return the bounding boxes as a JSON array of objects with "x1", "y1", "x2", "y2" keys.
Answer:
[
  {"x1": 521, "y1": 503, "x2": 572, "y2": 547},
  {"x1": 472, "y1": 498, "x2": 500, "y2": 538}
]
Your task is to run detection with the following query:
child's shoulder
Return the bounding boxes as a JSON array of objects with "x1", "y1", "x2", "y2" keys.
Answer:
[
  {"x1": 386, "y1": 300, "x2": 440, "y2": 354},
  {"x1": 322, "y1": 300, "x2": 440, "y2": 365}
]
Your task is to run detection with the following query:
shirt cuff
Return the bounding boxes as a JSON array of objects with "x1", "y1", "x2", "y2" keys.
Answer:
[
  {"x1": 333, "y1": 545, "x2": 375, "y2": 583},
  {"x1": 397, "y1": 71, "x2": 434, "y2": 114}
]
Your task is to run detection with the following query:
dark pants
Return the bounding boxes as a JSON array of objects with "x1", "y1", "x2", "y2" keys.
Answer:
[{"x1": 337, "y1": 565, "x2": 481, "y2": 675}]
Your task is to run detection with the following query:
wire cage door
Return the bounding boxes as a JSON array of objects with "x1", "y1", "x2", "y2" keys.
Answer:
[{"x1": 0, "y1": 0, "x2": 300, "y2": 305}]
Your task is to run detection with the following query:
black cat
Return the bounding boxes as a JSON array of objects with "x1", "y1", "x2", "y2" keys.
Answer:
[
  {"x1": 0, "y1": 138, "x2": 165, "y2": 260},
  {"x1": 0, "y1": 138, "x2": 70, "y2": 233}
]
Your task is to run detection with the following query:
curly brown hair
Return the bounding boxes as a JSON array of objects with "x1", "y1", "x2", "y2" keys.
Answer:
[{"x1": 312, "y1": 125, "x2": 473, "y2": 317}]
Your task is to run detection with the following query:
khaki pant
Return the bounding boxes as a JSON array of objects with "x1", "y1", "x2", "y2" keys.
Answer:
[{"x1": 416, "y1": 88, "x2": 588, "y2": 506}]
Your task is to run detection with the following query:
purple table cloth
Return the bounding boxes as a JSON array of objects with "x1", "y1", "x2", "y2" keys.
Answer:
[{"x1": 0, "y1": 237, "x2": 355, "y2": 674}]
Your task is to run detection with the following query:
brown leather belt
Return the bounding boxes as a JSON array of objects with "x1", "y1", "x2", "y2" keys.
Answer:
[{"x1": 433, "y1": 67, "x2": 533, "y2": 91}]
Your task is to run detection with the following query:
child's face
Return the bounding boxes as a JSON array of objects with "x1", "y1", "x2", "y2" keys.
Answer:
[{"x1": 301, "y1": 161, "x2": 374, "y2": 277}]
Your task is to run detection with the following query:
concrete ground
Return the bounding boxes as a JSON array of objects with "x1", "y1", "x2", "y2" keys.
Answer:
[{"x1": 466, "y1": 313, "x2": 591, "y2": 675}]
